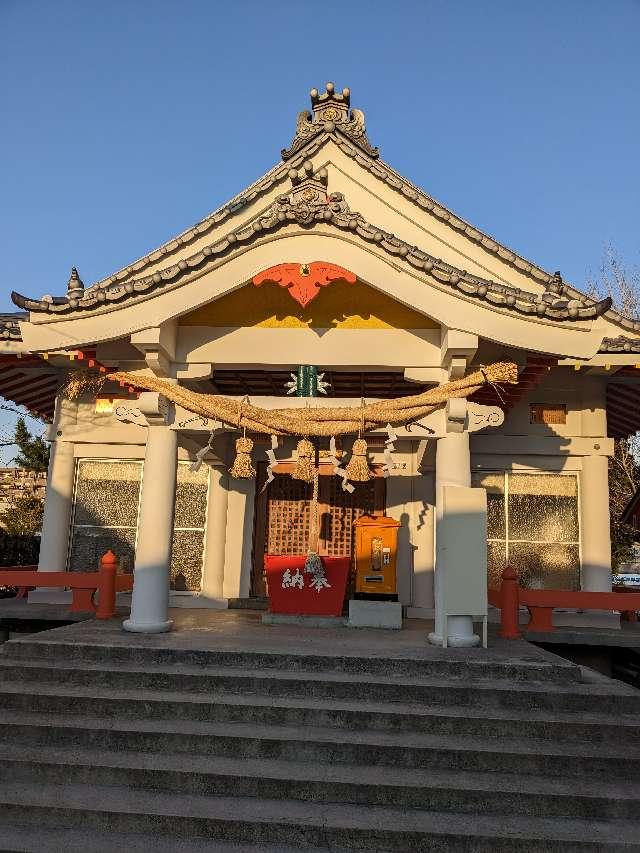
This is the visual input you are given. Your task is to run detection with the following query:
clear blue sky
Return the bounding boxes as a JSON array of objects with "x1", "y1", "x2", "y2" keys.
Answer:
[{"x1": 1, "y1": 0, "x2": 639, "y2": 460}]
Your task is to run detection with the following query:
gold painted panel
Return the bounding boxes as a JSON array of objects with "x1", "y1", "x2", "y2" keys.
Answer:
[{"x1": 178, "y1": 280, "x2": 438, "y2": 330}]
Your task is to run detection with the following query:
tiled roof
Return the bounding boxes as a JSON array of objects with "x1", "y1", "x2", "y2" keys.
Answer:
[
  {"x1": 599, "y1": 336, "x2": 640, "y2": 354},
  {"x1": 0, "y1": 314, "x2": 24, "y2": 341},
  {"x1": 12, "y1": 177, "x2": 612, "y2": 324},
  {"x1": 9, "y1": 83, "x2": 638, "y2": 335}
]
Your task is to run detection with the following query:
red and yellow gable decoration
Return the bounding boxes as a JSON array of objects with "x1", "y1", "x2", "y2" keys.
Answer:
[
  {"x1": 178, "y1": 277, "x2": 438, "y2": 330},
  {"x1": 252, "y1": 262, "x2": 356, "y2": 308}
]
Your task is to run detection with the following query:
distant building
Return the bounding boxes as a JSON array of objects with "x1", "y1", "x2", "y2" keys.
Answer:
[{"x1": 0, "y1": 468, "x2": 46, "y2": 525}]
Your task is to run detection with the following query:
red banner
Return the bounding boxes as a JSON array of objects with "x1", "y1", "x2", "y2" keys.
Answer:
[{"x1": 264, "y1": 555, "x2": 350, "y2": 616}]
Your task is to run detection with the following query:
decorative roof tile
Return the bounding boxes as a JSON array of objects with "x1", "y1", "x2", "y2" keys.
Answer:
[
  {"x1": 599, "y1": 336, "x2": 640, "y2": 354},
  {"x1": 282, "y1": 82, "x2": 378, "y2": 161},
  {"x1": 0, "y1": 314, "x2": 24, "y2": 341}
]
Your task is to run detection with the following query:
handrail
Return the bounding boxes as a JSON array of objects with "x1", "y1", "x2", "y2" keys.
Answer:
[
  {"x1": 0, "y1": 551, "x2": 132, "y2": 619},
  {"x1": 489, "y1": 567, "x2": 640, "y2": 637}
]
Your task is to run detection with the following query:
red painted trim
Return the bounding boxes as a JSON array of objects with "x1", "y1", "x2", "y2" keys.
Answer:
[
  {"x1": 490, "y1": 568, "x2": 640, "y2": 636},
  {"x1": 252, "y1": 261, "x2": 357, "y2": 307},
  {"x1": 0, "y1": 553, "x2": 133, "y2": 616}
]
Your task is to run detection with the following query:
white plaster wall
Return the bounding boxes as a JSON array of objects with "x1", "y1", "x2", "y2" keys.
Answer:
[
  {"x1": 222, "y1": 478, "x2": 256, "y2": 599},
  {"x1": 409, "y1": 472, "x2": 435, "y2": 612}
]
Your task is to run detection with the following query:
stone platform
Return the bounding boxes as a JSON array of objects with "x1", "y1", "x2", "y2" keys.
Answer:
[{"x1": 2, "y1": 607, "x2": 580, "y2": 675}]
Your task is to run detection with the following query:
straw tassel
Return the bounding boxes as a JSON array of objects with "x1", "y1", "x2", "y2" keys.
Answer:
[
  {"x1": 292, "y1": 438, "x2": 315, "y2": 483},
  {"x1": 303, "y1": 467, "x2": 330, "y2": 589},
  {"x1": 345, "y1": 437, "x2": 373, "y2": 482},
  {"x1": 229, "y1": 436, "x2": 256, "y2": 479}
]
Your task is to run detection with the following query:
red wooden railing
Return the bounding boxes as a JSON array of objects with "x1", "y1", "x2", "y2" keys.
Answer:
[
  {"x1": 489, "y1": 567, "x2": 640, "y2": 638},
  {"x1": 0, "y1": 551, "x2": 133, "y2": 619}
]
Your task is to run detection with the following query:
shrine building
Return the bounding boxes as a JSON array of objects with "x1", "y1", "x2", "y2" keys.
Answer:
[{"x1": 2, "y1": 82, "x2": 640, "y2": 646}]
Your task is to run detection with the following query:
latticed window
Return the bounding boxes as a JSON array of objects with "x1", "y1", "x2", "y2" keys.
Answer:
[
  {"x1": 262, "y1": 467, "x2": 382, "y2": 557},
  {"x1": 530, "y1": 403, "x2": 567, "y2": 425},
  {"x1": 252, "y1": 462, "x2": 385, "y2": 597},
  {"x1": 68, "y1": 459, "x2": 209, "y2": 591},
  {"x1": 471, "y1": 472, "x2": 580, "y2": 591}
]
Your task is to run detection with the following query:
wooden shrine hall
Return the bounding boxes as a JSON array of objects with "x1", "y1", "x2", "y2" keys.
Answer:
[{"x1": 3, "y1": 81, "x2": 640, "y2": 646}]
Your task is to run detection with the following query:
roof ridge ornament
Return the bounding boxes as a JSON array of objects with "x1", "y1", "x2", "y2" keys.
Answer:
[
  {"x1": 282, "y1": 82, "x2": 379, "y2": 161},
  {"x1": 66, "y1": 267, "x2": 85, "y2": 301}
]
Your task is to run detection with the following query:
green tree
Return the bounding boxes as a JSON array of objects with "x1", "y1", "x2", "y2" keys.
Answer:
[
  {"x1": 12, "y1": 417, "x2": 49, "y2": 472},
  {"x1": 0, "y1": 494, "x2": 44, "y2": 535}
]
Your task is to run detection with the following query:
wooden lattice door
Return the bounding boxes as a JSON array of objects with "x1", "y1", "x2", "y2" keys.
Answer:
[{"x1": 251, "y1": 462, "x2": 385, "y2": 597}]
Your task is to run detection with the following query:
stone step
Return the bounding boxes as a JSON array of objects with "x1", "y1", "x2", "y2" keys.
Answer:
[
  {"x1": 0, "y1": 711, "x2": 637, "y2": 778},
  {"x1": 2, "y1": 636, "x2": 582, "y2": 683},
  {"x1": 0, "y1": 781, "x2": 635, "y2": 851},
  {"x1": 0, "y1": 825, "x2": 320, "y2": 853},
  {"x1": 1, "y1": 744, "x2": 638, "y2": 819},
  {"x1": 1, "y1": 657, "x2": 638, "y2": 714},
  {"x1": 0, "y1": 679, "x2": 638, "y2": 744}
]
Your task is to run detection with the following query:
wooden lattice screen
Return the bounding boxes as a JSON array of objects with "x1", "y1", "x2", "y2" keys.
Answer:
[
  {"x1": 319, "y1": 472, "x2": 381, "y2": 556},
  {"x1": 265, "y1": 476, "x2": 313, "y2": 556},
  {"x1": 251, "y1": 462, "x2": 385, "y2": 597}
]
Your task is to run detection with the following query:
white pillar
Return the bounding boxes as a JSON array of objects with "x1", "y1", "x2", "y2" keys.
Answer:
[
  {"x1": 200, "y1": 465, "x2": 229, "y2": 606},
  {"x1": 581, "y1": 455, "x2": 612, "y2": 592},
  {"x1": 37, "y1": 439, "x2": 76, "y2": 572},
  {"x1": 123, "y1": 426, "x2": 178, "y2": 633},
  {"x1": 28, "y1": 440, "x2": 76, "y2": 603},
  {"x1": 429, "y1": 430, "x2": 480, "y2": 647}
]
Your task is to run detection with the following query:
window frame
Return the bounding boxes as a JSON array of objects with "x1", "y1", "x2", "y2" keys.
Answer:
[
  {"x1": 67, "y1": 457, "x2": 211, "y2": 592},
  {"x1": 474, "y1": 470, "x2": 582, "y2": 589},
  {"x1": 67, "y1": 458, "x2": 144, "y2": 572}
]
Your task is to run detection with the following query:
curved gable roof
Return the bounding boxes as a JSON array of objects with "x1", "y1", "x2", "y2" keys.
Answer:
[
  {"x1": 10, "y1": 82, "x2": 639, "y2": 338},
  {"x1": 12, "y1": 178, "x2": 611, "y2": 326}
]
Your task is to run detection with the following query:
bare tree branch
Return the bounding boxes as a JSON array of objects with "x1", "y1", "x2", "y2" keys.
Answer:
[
  {"x1": 586, "y1": 242, "x2": 640, "y2": 320},
  {"x1": 0, "y1": 404, "x2": 25, "y2": 417}
]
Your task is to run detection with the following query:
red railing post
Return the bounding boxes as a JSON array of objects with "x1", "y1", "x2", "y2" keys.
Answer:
[
  {"x1": 498, "y1": 566, "x2": 522, "y2": 639},
  {"x1": 96, "y1": 550, "x2": 118, "y2": 619}
]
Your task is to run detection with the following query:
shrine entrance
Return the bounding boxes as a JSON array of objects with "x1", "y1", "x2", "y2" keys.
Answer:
[{"x1": 251, "y1": 462, "x2": 386, "y2": 598}]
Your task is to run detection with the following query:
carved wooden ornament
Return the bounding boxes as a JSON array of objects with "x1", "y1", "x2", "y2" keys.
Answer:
[{"x1": 252, "y1": 262, "x2": 357, "y2": 308}]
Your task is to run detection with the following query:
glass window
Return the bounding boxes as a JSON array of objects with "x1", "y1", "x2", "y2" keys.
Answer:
[
  {"x1": 68, "y1": 460, "x2": 142, "y2": 572},
  {"x1": 472, "y1": 471, "x2": 580, "y2": 591},
  {"x1": 170, "y1": 464, "x2": 209, "y2": 591},
  {"x1": 68, "y1": 459, "x2": 210, "y2": 592}
]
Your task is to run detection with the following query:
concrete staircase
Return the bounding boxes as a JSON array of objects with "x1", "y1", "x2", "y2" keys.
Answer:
[{"x1": 0, "y1": 633, "x2": 639, "y2": 851}]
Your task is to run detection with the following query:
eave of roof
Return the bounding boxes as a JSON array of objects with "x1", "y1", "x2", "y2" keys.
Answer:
[
  {"x1": 599, "y1": 336, "x2": 640, "y2": 354},
  {"x1": 11, "y1": 182, "x2": 612, "y2": 325}
]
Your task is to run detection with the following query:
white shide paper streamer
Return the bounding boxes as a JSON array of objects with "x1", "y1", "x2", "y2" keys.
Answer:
[{"x1": 327, "y1": 436, "x2": 355, "y2": 493}]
